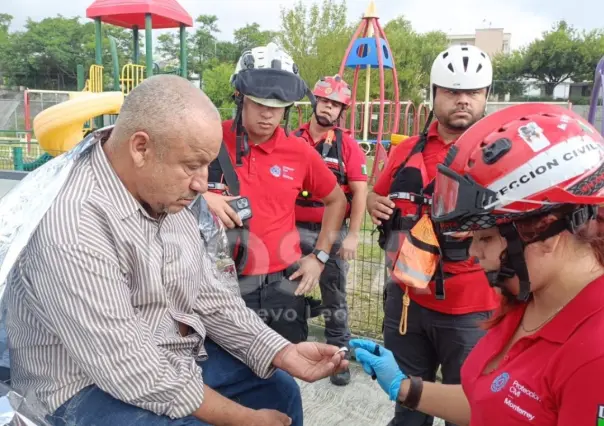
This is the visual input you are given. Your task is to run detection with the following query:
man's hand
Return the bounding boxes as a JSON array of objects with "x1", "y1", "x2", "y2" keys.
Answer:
[
  {"x1": 249, "y1": 409, "x2": 292, "y2": 426},
  {"x1": 367, "y1": 192, "x2": 395, "y2": 225},
  {"x1": 203, "y1": 192, "x2": 243, "y2": 228},
  {"x1": 289, "y1": 255, "x2": 324, "y2": 295},
  {"x1": 337, "y1": 232, "x2": 359, "y2": 261},
  {"x1": 272, "y1": 342, "x2": 349, "y2": 382}
]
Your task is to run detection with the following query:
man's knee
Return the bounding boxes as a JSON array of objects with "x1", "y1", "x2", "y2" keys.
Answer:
[{"x1": 266, "y1": 370, "x2": 303, "y2": 421}]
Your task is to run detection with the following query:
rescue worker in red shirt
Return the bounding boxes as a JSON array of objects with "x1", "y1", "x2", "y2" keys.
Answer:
[
  {"x1": 204, "y1": 43, "x2": 347, "y2": 344},
  {"x1": 294, "y1": 75, "x2": 369, "y2": 386},
  {"x1": 366, "y1": 45, "x2": 499, "y2": 426},
  {"x1": 351, "y1": 103, "x2": 604, "y2": 426}
]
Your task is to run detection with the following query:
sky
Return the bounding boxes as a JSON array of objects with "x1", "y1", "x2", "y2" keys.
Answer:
[{"x1": 4, "y1": 0, "x2": 603, "y2": 50}]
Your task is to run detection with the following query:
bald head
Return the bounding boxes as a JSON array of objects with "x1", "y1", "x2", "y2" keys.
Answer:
[
  {"x1": 111, "y1": 74, "x2": 220, "y2": 154},
  {"x1": 104, "y1": 74, "x2": 224, "y2": 217}
]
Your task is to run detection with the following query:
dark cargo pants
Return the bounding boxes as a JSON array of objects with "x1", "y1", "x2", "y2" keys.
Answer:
[
  {"x1": 239, "y1": 264, "x2": 313, "y2": 344},
  {"x1": 383, "y1": 280, "x2": 492, "y2": 426},
  {"x1": 297, "y1": 222, "x2": 351, "y2": 348}
]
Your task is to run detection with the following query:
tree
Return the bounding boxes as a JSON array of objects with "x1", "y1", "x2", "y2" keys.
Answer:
[
  {"x1": 234, "y1": 23, "x2": 278, "y2": 53},
  {"x1": 279, "y1": 0, "x2": 352, "y2": 86},
  {"x1": 576, "y1": 28, "x2": 604, "y2": 83},
  {"x1": 0, "y1": 14, "x2": 12, "y2": 78},
  {"x1": 216, "y1": 41, "x2": 240, "y2": 64},
  {"x1": 190, "y1": 14, "x2": 221, "y2": 79},
  {"x1": 383, "y1": 16, "x2": 448, "y2": 102},
  {"x1": 521, "y1": 21, "x2": 586, "y2": 96},
  {"x1": 491, "y1": 51, "x2": 526, "y2": 98},
  {"x1": 202, "y1": 62, "x2": 236, "y2": 119},
  {"x1": 0, "y1": 14, "x2": 139, "y2": 89}
]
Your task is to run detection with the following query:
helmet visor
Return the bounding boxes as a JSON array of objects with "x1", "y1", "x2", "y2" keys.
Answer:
[
  {"x1": 432, "y1": 164, "x2": 499, "y2": 223},
  {"x1": 233, "y1": 68, "x2": 310, "y2": 104}
]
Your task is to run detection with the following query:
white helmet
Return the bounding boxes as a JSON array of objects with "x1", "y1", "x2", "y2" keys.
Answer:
[
  {"x1": 429, "y1": 45, "x2": 493, "y2": 106},
  {"x1": 231, "y1": 42, "x2": 306, "y2": 108}
]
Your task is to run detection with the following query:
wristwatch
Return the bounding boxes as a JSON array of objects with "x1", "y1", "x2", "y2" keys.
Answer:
[{"x1": 312, "y1": 249, "x2": 329, "y2": 264}]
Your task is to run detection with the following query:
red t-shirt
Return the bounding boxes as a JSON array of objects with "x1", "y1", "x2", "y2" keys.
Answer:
[
  {"x1": 294, "y1": 124, "x2": 368, "y2": 223},
  {"x1": 461, "y1": 275, "x2": 604, "y2": 425},
  {"x1": 373, "y1": 122, "x2": 500, "y2": 315},
  {"x1": 221, "y1": 120, "x2": 337, "y2": 275}
]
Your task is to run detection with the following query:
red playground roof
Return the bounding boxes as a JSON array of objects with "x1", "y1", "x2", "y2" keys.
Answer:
[{"x1": 86, "y1": 0, "x2": 194, "y2": 29}]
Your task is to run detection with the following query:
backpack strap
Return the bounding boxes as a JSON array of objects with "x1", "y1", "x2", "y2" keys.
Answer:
[
  {"x1": 216, "y1": 143, "x2": 248, "y2": 274},
  {"x1": 217, "y1": 142, "x2": 240, "y2": 196},
  {"x1": 333, "y1": 128, "x2": 347, "y2": 185}
]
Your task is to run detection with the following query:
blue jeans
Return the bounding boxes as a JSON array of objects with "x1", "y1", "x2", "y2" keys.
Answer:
[{"x1": 48, "y1": 339, "x2": 302, "y2": 426}]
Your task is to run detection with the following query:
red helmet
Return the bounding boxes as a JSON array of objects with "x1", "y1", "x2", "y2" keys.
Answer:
[
  {"x1": 432, "y1": 103, "x2": 604, "y2": 233},
  {"x1": 313, "y1": 74, "x2": 352, "y2": 107}
]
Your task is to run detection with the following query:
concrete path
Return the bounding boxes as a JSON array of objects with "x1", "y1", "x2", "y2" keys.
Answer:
[{"x1": 298, "y1": 361, "x2": 445, "y2": 426}]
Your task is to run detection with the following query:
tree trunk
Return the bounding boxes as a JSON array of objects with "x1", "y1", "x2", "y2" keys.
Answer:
[{"x1": 544, "y1": 82, "x2": 557, "y2": 97}]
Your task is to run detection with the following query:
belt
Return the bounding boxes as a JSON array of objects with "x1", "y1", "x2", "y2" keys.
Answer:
[{"x1": 296, "y1": 221, "x2": 322, "y2": 231}]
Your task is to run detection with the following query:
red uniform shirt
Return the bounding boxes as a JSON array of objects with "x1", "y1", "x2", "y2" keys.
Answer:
[
  {"x1": 461, "y1": 275, "x2": 604, "y2": 425},
  {"x1": 294, "y1": 123, "x2": 368, "y2": 224},
  {"x1": 221, "y1": 120, "x2": 337, "y2": 275},
  {"x1": 373, "y1": 122, "x2": 499, "y2": 315}
]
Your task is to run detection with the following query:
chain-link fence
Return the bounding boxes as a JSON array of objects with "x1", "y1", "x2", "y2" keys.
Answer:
[{"x1": 1, "y1": 95, "x2": 602, "y2": 339}]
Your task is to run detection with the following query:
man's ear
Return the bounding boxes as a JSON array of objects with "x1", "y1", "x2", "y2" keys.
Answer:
[{"x1": 129, "y1": 131, "x2": 151, "y2": 168}]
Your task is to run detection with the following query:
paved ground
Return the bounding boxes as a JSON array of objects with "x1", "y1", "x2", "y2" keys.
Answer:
[
  {"x1": 297, "y1": 361, "x2": 395, "y2": 425},
  {"x1": 298, "y1": 361, "x2": 445, "y2": 425}
]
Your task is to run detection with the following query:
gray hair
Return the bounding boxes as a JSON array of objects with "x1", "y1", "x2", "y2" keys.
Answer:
[{"x1": 109, "y1": 75, "x2": 220, "y2": 156}]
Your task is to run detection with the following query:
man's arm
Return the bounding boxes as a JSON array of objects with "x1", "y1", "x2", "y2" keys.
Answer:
[
  {"x1": 367, "y1": 143, "x2": 410, "y2": 225},
  {"x1": 26, "y1": 244, "x2": 205, "y2": 419},
  {"x1": 193, "y1": 246, "x2": 291, "y2": 378},
  {"x1": 305, "y1": 147, "x2": 347, "y2": 253},
  {"x1": 348, "y1": 181, "x2": 368, "y2": 236},
  {"x1": 339, "y1": 136, "x2": 369, "y2": 258}
]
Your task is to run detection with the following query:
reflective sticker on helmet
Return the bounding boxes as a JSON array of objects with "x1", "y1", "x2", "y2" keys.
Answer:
[
  {"x1": 517, "y1": 122, "x2": 550, "y2": 152},
  {"x1": 487, "y1": 134, "x2": 604, "y2": 206}
]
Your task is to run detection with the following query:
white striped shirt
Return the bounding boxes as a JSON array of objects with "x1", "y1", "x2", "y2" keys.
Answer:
[{"x1": 4, "y1": 131, "x2": 290, "y2": 418}]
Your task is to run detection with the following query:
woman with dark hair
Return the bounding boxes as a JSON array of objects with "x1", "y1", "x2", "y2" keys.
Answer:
[{"x1": 352, "y1": 103, "x2": 604, "y2": 425}]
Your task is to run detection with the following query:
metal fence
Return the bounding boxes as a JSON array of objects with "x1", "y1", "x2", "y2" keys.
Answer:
[{"x1": 0, "y1": 95, "x2": 602, "y2": 339}]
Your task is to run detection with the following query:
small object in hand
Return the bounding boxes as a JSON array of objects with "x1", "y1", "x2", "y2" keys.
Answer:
[
  {"x1": 336, "y1": 347, "x2": 349, "y2": 355},
  {"x1": 371, "y1": 345, "x2": 380, "y2": 380}
]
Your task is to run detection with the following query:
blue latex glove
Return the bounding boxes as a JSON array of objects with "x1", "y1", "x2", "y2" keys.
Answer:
[{"x1": 350, "y1": 338, "x2": 407, "y2": 401}]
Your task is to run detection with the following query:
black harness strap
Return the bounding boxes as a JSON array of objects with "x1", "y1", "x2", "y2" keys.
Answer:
[
  {"x1": 216, "y1": 143, "x2": 248, "y2": 275},
  {"x1": 217, "y1": 143, "x2": 240, "y2": 196}
]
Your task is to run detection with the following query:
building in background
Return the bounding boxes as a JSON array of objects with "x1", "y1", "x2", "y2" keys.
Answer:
[{"x1": 447, "y1": 28, "x2": 512, "y2": 57}]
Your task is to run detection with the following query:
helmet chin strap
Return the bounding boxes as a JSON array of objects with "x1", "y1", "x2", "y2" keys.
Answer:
[
  {"x1": 313, "y1": 99, "x2": 345, "y2": 128},
  {"x1": 486, "y1": 205, "x2": 598, "y2": 303},
  {"x1": 490, "y1": 223, "x2": 532, "y2": 302}
]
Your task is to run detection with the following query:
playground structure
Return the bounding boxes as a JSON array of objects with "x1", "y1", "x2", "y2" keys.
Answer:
[
  {"x1": 33, "y1": 92, "x2": 124, "y2": 156},
  {"x1": 339, "y1": 1, "x2": 402, "y2": 182},
  {"x1": 588, "y1": 55, "x2": 604, "y2": 134},
  {"x1": 85, "y1": 0, "x2": 193, "y2": 92},
  {"x1": 3, "y1": 0, "x2": 194, "y2": 169},
  {"x1": 0, "y1": 0, "x2": 600, "y2": 175}
]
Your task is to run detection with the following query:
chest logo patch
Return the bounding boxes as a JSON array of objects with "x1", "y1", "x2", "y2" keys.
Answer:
[
  {"x1": 270, "y1": 165, "x2": 282, "y2": 177},
  {"x1": 490, "y1": 372, "x2": 510, "y2": 393}
]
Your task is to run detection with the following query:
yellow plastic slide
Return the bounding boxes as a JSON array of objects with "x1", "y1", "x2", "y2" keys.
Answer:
[{"x1": 33, "y1": 91, "x2": 124, "y2": 156}]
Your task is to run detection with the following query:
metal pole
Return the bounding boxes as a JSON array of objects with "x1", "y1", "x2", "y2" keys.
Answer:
[{"x1": 145, "y1": 14, "x2": 153, "y2": 77}]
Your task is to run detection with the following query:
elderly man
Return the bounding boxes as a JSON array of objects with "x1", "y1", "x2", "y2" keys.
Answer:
[{"x1": 3, "y1": 75, "x2": 347, "y2": 426}]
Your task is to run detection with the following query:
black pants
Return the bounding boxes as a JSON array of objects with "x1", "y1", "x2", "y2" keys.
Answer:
[
  {"x1": 297, "y1": 222, "x2": 351, "y2": 348},
  {"x1": 239, "y1": 265, "x2": 310, "y2": 344},
  {"x1": 383, "y1": 280, "x2": 492, "y2": 426}
]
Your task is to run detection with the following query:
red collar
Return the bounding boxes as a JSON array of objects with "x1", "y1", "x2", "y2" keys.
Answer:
[{"x1": 223, "y1": 119, "x2": 283, "y2": 154}]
